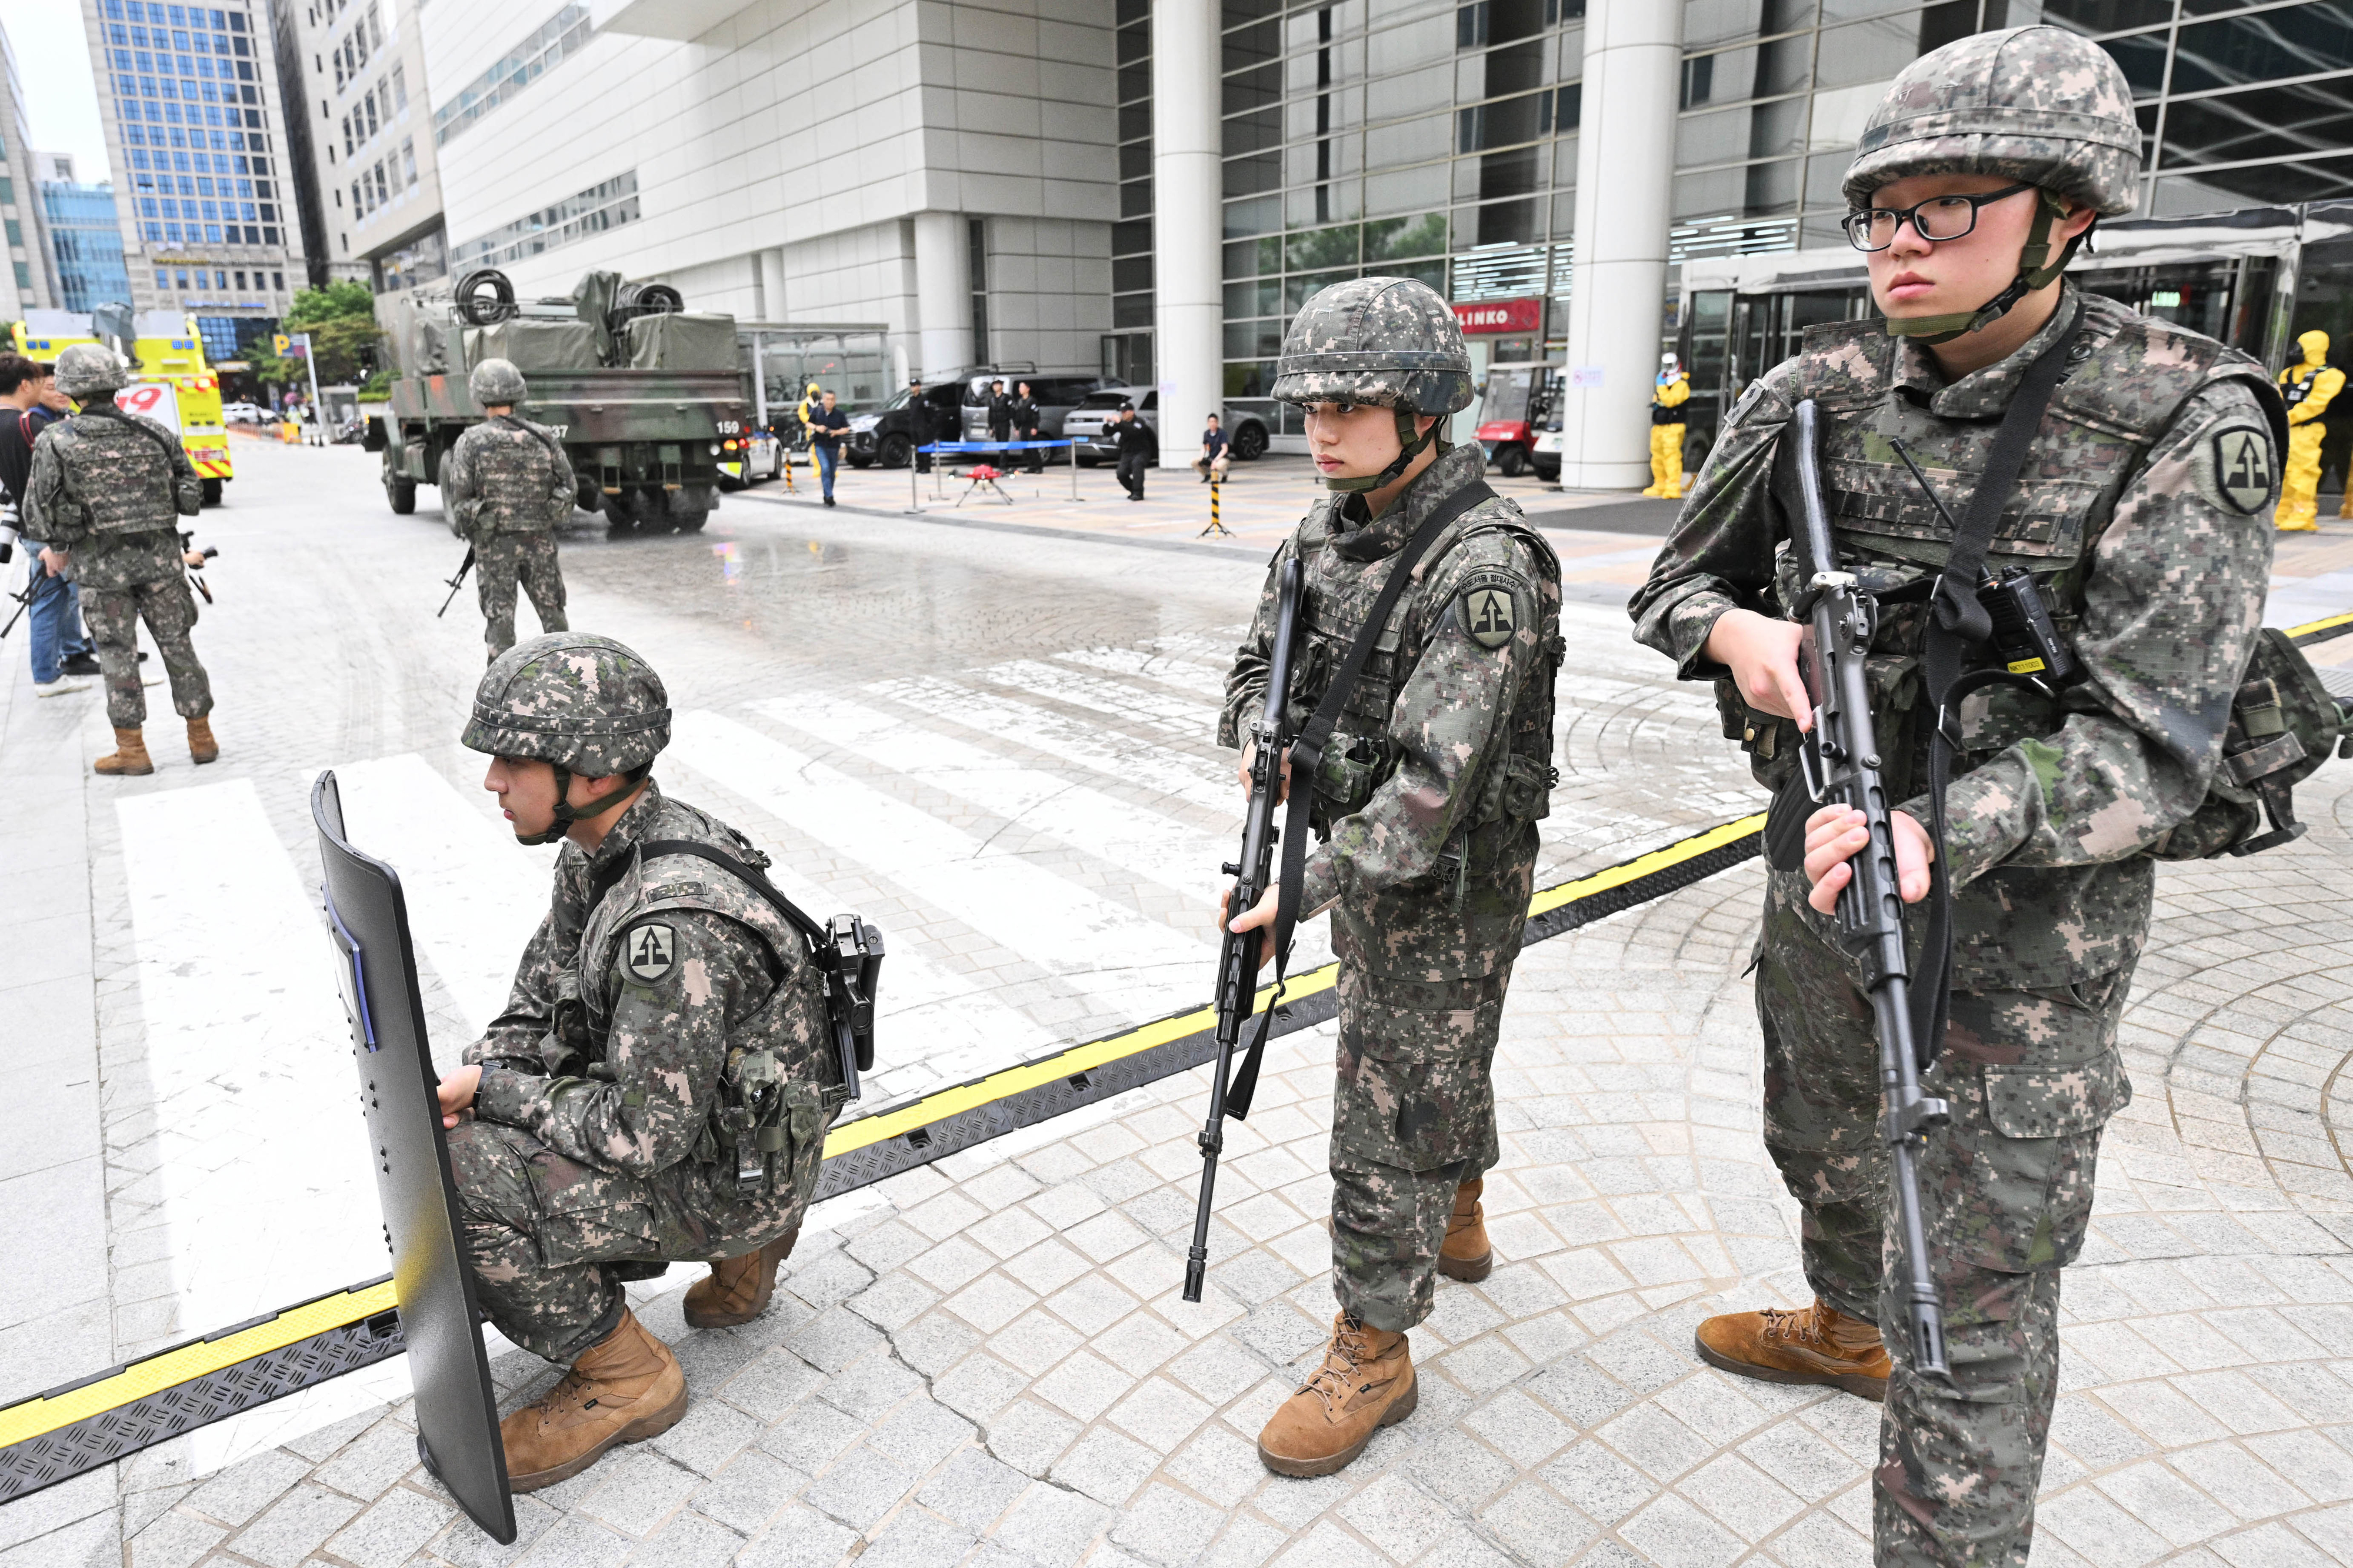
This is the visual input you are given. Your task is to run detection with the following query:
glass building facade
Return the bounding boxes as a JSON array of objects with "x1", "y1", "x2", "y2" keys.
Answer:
[
  {"x1": 43, "y1": 183, "x2": 132, "y2": 313},
  {"x1": 1190, "y1": 0, "x2": 2353, "y2": 442}
]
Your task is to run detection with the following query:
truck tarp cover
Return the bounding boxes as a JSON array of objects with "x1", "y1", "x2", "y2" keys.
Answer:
[
  {"x1": 463, "y1": 319, "x2": 598, "y2": 375},
  {"x1": 624, "y1": 312, "x2": 738, "y2": 371}
]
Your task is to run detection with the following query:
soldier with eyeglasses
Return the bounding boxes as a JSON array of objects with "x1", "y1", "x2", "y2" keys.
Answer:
[{"x1": 1631, "y1": 29, "x2": 2284, "y2": 1567}]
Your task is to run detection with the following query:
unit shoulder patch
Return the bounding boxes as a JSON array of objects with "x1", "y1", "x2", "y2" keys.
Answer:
[
  {"x1": 619, "y1": 920, "x2": 678, "y2": 984},
  {"x1": 1457, "y1": 576, "x2": 1521, "y2": 649},
  {"x1": 2209, "y1": 424, "x2": 2275, "y2": 515}
]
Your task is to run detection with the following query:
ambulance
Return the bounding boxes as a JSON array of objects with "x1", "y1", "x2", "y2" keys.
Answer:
[{"x1": 12, "y1": 309, "x2": 234, "y2": 506}]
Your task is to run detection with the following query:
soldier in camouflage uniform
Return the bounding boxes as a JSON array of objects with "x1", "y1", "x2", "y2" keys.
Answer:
[
  {"x1": 1221, "y1": 278, "x2": 1564, "y2": 1477},
  {"x1": 442, "y1": 358, "x2": 573, "y2": 662},
  {"x1": 1629, "y1": 28, "x2": 2283, "y2": 1566},
  {"x1": 433, "y1": 632, "x2": 845, "y2": 1491},
  {"x1": 24, "y1": 343, "x2": 218, "y2": 775}
]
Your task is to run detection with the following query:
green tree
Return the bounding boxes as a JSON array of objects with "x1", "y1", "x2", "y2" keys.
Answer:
[{"x1": 282, "y1": 281, "x2": 382, "y2": 383}]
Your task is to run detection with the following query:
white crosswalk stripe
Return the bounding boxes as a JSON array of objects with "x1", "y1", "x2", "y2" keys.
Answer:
[
  {"x1": 664, "y1": 709, "x2": 1203, "y2": 1021},
  {"x1": 872, "y1": 675, "x2": 1235, "y2": 815},
  {"x1": 328, "y1": 753, "x2": 546, "y2": 1040},
  {"x1": 752, "y1": 692, "x2": 1223, "y2": 900},
  {"x1": 982, "y1": 657, "x2": 1217, "y2": 737},
  {"x1": 1054, "y1": 645, "x2": 1231, "y2": 702}
]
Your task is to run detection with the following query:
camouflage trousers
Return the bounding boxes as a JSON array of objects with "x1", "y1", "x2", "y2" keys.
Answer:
[
  {"x1": 445, "y1": 1117, "x2": 812, "y2": 1363},
  {"x1": 1755, "y1": 875, "x2": 2132, "y2": 1568},
  {"x1": 475, "y1": 531, "x2": 567, "y2": 661},
  {"x1": 82, "y1": 576, "x2": 211, "y2": 729},
  {"x1": 1329, "y1": 962, "x2": 1510, "y2": 1332}
]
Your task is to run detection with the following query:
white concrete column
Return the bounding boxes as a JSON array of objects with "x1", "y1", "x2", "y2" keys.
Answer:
[
  {"x1": 912, "y1": 210, "x2": 973, "y2": 378},
  {"x1": 1559, "y1": 0, "x2": 1682, "y2": 489},
  {"x1": 757, "y1": 248, "x2": 787, "y2": 322},
  {"x1": 1152, "y1": 0, "x2": 1222, "y2": 467}
]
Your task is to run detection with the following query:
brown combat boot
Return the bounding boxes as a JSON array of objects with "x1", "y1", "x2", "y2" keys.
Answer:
[
  {"x1": 1258, "y1": 1314, "x2": 1418, "y2": 1477},
  {"x1": 185, "y1": 715, "x2": 219, "y2": 763},
  {"x1": 1694, "y1": 1297, "x2": 1890, "y2": 1402},
  {"x1": 683, "y1": 1225, "x2": 799, "y2": 1329},
  {"x1": 94, "y1": 728, "x2": 153, "y2": 776},
  {"x1": 499, "y1": 1309, "x2": 688, "y2": 1492},
  {"x1": 1438, "y1": 1177, "x2": 1493, "y2": 1282}
]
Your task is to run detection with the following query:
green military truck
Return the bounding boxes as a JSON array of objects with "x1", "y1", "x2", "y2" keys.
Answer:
[{"x1": 367, "y1": 268, "x2": 752, "y2": 533}]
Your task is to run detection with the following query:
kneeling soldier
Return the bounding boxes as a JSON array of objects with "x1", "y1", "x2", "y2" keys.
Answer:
[
  {"x1": 1222, "y1": 277, "x2": 1562, "y2": 1477},
  {"x1": 434, "y1": 632, "x2": 846, "y2": 1490},
  {"x1": 1632, "y1": 28, "x2": 2281, "y2": 1564}
]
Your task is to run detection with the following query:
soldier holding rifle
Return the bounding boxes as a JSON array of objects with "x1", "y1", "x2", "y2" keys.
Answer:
[
  {"x1": 1217, "y1": 278, "x2": 1562, "y2": 1477},
  {"x1": 1631, "y1": 29, "x2": 2282, "y2": 1564}
]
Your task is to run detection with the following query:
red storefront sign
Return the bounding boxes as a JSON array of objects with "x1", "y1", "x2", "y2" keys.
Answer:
[{"x1": 1451, "y1": 298, "x2": 1542, "y2": 335}]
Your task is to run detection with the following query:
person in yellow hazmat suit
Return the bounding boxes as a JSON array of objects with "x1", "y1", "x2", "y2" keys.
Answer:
[
  {"x1": 2275, "y1": 330, "x2": 2341, "y2": 532},
  {"x1": 1644, "y1": 350, "x2": 1691, "y2": 499},
  {"x1": 793, "y1": 381, "x2": 823, "y2": 449}
]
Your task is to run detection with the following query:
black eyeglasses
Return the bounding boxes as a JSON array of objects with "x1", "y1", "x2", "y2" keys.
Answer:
[{"x1": 1842, "y1": 184, "x2": 2035, "y2": 252}]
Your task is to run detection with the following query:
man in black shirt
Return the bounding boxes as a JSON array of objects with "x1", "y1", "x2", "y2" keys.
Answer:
[
  {"x1": 1112, "y1": 402, "x2": 1153, "y2": 501},
  {"x1": 986, "y1": 379, "x2": 1013, "y2": 452},
  {"x1": 1012, "y1": 380, "x2": 1043, "y2": 473},
  {"x1": 0, "y1": 355, "x2": 97, "y2": 694},
  {"x1": 807, "y1": 389, "x2": 849, "y2": 507}
]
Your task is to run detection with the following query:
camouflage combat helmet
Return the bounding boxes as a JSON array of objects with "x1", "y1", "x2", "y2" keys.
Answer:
[
  {"x1": 469, "y1": 356, "x2": 529, "y2": 406},
  {"x1": 54, "y1": 343, "x2": 127, "y2": 398},
  {"x1": 1272, "y1": 276, "x2": 1474, "y2": 493},
  {"x1": 464, "y1": 633, "x2": 671, "y2": 844},
  {"x1": 1844, "y1": 26, "x2": 2140, "y2": 345}
]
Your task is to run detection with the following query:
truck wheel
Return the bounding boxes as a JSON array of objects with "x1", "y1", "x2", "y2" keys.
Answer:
[
  {"x1": 201, "y1": 476, "x2": 224, "y2": 506},
  {"x1": 674, "y1": 510, "x2": 709, "y2": 533},
  {"x1": 878, "y1": 433, "x2": 914, "y2": 469},
  {"x1": 1496, "y1": 445, "x2": 1525, "y2": 478},
  {"x1": 1231, "y1": 422, "x2": 1268, "y2": 462},
  {"x1": 386, "y1": 473, "x2": 417, "y2": 515}
]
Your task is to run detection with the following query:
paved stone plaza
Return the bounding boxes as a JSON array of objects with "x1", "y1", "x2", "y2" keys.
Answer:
[{"x1": 5, "y1": 436, "x2": 2353, "y2": 1567}]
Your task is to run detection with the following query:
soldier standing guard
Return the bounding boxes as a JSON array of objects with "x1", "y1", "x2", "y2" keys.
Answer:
[
  {"x1": 433, "y1": 633, "x2": 847, "y2": 1490},
  {"x1": 1631, "y1": 29, "x2": 2282, "y2": 1564},
  {"x1": 25, "y1": 343, "x2": 218, "y2": 776},
  {"x1": 442, "y1": 358, "x2": 573, "y2": 662},
  {"x1": 1220, "y1": 278, "x2": 1563, "y2": 1477}
]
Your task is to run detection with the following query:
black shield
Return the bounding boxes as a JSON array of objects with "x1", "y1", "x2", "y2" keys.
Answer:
[{"x1": 312, "y1": 771, "x2": 515, "y2": 1544}]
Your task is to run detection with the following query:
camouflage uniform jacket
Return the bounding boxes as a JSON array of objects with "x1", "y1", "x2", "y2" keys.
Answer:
[
  {"x1": 23, "y1": 406, "x2": 201, "y2": 590},
  {"x1": 1631, "y1": 283, "x2": 2282, "y2": 988},
  {"x1": 442, "y1": 414, "x2": 575, "y2": 537},
  {"x1": 1222, "y1": 442, "x2": 1564, "y2": 979},
  {"x1": 466, "y1": 782, "x2": 840, "y2": 1202}
]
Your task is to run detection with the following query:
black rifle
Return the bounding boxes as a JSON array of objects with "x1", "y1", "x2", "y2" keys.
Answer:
[
  {"x1": 437, "y1": 547, "x2": 476, "y2": 618},
  {"x1": 1767, "y1": 399, "x2": 1953, "y2": 1384},
  {"x1": 180, "y1": 531, "x2": 218, "y2": 604},
  {"x1": 1184, "y1": 555, "x2": 1305, "y2": 1303}
]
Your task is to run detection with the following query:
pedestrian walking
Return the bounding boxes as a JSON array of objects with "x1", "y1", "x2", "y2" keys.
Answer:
[
  {"x1": 909, "y1": 380, "x2": 937, "y2": 473},
  {"x1": 1631, "y1": 28, "x2": 2284, "y2": 1565},
  {"x1": 1220, "y1": 277, "x2": 1562, "y2": 1477},
  {"x1": 24, "y1": 345, "x2": 218, "y2": 773},
  {"x1": 1012, "y1": 379, "x2": 1044, "y2": 473},
  {"x1": 808, "y1": 389, "x2": 849, "y2": 507},
  {"x1": 1113, "y1": 402, "x2": 1152, "y2": 501},
  {"x1": 0, "y1": 354, "x2": 98, "y2": 695},
  {"x1": 1193, "y1": 412, "x2": 1232, "y2": 483},
  {"x1": 442, "y1": 359, "x2": 573, "y2": 662},
  {"x1": 434, "y1": 633, "x2": 847, "y2": 1493}
]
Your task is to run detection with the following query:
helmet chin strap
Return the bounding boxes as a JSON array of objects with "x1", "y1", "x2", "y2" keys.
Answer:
[
  {"x1": 1325, "y1": 406, "x2": 1445, "y2": 495},
  {"x1": 515, "y1": 764, "x2": 645, "y2": 847},
  {"x1": 1885, "y1": 191, "x2": 2092, "y2": 346}
]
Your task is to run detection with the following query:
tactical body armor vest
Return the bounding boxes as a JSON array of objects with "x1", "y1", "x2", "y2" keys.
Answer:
[
  {"x1": 460, "y1": 415, "x2": 572, "y2": 533},
  {"x1": 573, "y1": 808, "x2": 841, "y2": 1206},
  {"x1": 1285, "y1": 484, "x2": 1564, "y2": 965},
  {"x1": 1727, "y1": 290, "x2": 2297, "y2": 983},
  {"x1": 2284, "y1": 365, "x2": 2325, "y2": 408},
  {"x1": 56, "y1": 409, "x2": 188, "y2": 536}
]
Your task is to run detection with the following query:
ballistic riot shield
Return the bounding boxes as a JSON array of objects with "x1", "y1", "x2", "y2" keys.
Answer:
[{"x1": 312, "y1": 771, "x2": 516, "y2": 1544}]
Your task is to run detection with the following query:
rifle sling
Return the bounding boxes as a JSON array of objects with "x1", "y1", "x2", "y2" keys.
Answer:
[
  {"x1": 589, "y1": 838, "x2": 834, "y2": 972},
  {"x1": 1225, "y1": 478, "x2": 1498, "y2": 1119},
  {"x1": 1911, "y1": 303, "x2": 2081, "y2": 1069}
]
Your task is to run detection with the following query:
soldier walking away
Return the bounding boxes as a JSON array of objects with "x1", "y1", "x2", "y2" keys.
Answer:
[
  {"x1": 1220, "y1": 278, "x2": 1563, "y2": 1478},
  {"x1": 25, "y1": 344, "x2": 217, "y2": 775},
  {"x1": 442, "y1": 359, "x2": 573, "y2": 662},
  {"x1": 1629, "y1": 29, "x2": 2282, "y2": 1565},
  {"x1": 432, "y1": 633, "x2": 848, "y2": 1492}
]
